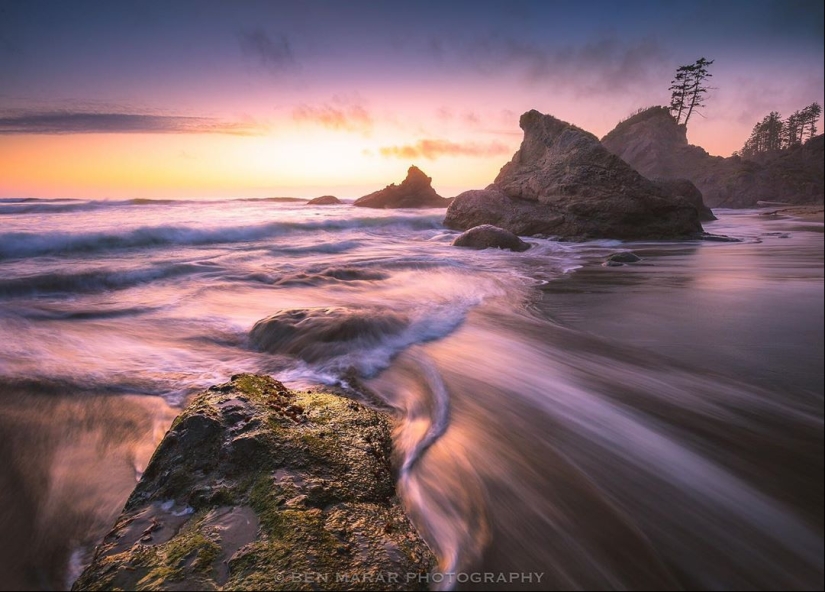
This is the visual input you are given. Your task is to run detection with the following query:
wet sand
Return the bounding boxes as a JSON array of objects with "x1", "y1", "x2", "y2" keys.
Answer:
[
  {"x1": 380, "y1": 211, "x2": 824, "y2": 589},
  {"x1": 538, "y1": 218, "x2": 824, "y2": 530},
  {"x1": 0, "y1": 386, "x2": 176, "y2": 590}
]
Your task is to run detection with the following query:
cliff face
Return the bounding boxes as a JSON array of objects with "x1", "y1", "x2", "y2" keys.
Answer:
[
  {"x1": 444, "y1": 110, "x2": 704, "y2": 240},
  {"x1": 73, "y1": 374, "x2": 435, "y2": 591},
  {"x1": 602, "y1": 107, "x2": 825, "y2": 208}
]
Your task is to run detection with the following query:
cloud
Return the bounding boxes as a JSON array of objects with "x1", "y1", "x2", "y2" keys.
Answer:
[
  {"x1": 0, "y1": 112, "x2": 263, "y2": 135},
  {"x1": 292, "y1": 97, "x2": 373, "y2": 134},
  {"x1": 379, "y1": 139, "x2": 511, "y2": 160},
  {"x1": 238, "y1": 28, "x2": 297, "y2": 74},
  {"x1": 435, "y1": 107, "x2": 482, "y2": 126},
  {"x1": 442, "y1": 34, "x2": 671, "y2": 97}
]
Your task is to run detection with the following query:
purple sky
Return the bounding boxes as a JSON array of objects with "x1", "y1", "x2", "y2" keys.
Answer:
[{"x1": 1, "y1": 0, "x2": 822, "y2": 198}]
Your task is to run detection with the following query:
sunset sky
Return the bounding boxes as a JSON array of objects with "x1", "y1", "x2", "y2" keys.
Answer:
[{"x1": 1, "y1": 0, "x2": 822, "y2": 199}]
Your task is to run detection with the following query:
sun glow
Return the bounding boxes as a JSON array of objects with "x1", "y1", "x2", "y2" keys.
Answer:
[{"x1": 0, "y1": 119, "x2": 512, "y2": 199}]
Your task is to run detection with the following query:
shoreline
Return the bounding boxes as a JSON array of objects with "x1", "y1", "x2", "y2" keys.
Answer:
[
  {"x1": 1, "y1": 207, "x2": 822, "y2": 590},
  {"x1": 758, "y1": 203, "x2": 825, "y2": 222}
]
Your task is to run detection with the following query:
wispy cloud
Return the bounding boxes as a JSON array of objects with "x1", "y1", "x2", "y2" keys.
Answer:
[
  {"x1": 435, "y1": 107, "x2": 482, "y2": 126},
  {"x1": 238, "y1": 28, "x2": 297, "y2": 74},
  {"x1": 0, "y1": 112, "x2": 263, "y2": 135},
  {"x1": 440, "y1": 34, "x2": 670, "y2": 97},
  {"x1": 379, "y1": 139, "x2": 511, "y2": 160},
  {"x1": 292, "y1": 97, "x2": 373, "y2": 134}
]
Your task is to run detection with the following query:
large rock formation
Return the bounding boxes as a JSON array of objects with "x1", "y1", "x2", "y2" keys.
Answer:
[
  {"x1": 354, "y1": 166, "x2": 450, "y2": 209},
  {"x1": 444, "y1": 110, "x2": 704, "y2": 240},
  {"x1": 73, "y1": 374, "x2": 435, "y2": 591},
  {"x1": 601, "y1": 106, "x2": 825, "y2": 208}
]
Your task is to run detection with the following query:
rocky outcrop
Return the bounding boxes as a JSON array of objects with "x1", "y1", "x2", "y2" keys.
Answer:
[
  {"x1": 307, "y1": 195, "x2": 342, "y2": 205},
  {"x1": 652, "y1": 178, "x2": 716, "y2": 221},
  {"x1": 73, "y1": 374, "x2": 435, "y2": 591},
  {"x1": 452, "y1": 224, "x2": 530, "y2": 252},
  {"x1": 602, "y1": 106, "x2": 825, "y2": 208},
  {"x1": 444, "y1": 110, "x2": 704, "y2": 240},
  {"x1": 354, "y1": 166, "x2": 450, "y2": 209}
]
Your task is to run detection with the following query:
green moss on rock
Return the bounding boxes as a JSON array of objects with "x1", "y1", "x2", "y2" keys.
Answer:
[{"x1": 73, "y1": 374, "x2": 435, "y2": 591}]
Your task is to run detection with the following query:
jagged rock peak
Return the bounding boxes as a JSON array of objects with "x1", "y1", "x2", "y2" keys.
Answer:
[
  {"x1": 402, "y1": 165, "x2": 432, "y2": 187},
  {"x1": 354, "y1": 165, "x2": 449, "y2": 209}
]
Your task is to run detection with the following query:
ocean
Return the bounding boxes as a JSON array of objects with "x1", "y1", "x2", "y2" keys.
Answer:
[{"x1": 0, "y1": 198, "x2": 822, "y2": 590}]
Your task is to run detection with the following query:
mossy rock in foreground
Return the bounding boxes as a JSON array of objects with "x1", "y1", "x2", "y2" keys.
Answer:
[{"x1": 72, "y1": 374, "x2": 435, "y2": 591}]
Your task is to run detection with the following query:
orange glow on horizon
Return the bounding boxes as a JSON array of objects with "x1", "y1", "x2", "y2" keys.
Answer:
[
  {"x1": 0, "y1": 99, "x2": 811, "y2": 200},
  {"x1": 0, "y1": 118, "x2": 517, "y2": 199}
]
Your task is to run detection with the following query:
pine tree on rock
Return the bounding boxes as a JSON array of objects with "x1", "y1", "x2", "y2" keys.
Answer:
[{"x1": 669, "y1": 58, "x2": 714, "y2": 127}]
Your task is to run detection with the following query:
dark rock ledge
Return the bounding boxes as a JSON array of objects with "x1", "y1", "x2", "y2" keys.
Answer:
[{"x1": 73, "y1": 374, "x2": 435, "y2": 591}]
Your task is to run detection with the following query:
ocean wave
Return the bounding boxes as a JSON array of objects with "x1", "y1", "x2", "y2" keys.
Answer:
[
  {"x1": 11, "y1": 304, "x2": 160, "y2": 321},
  {"x1": 0, "y1": 198, "x2": 187, "y2": 216},
  {"x1": 0, "y1": 202, "x2": 105, "y2": 215},
  {"x1": 0, "y1": 215, "x2": 445, "y2": 259},
  {"x1": 273, "y1": 266, "x2": 390, "y2": 287},
  {"x1": 0, "y1": 263, "x2": 208, "y2": 297},
  {"x1": 273, "y1": 240, "x2": 363, "y2": 255}
]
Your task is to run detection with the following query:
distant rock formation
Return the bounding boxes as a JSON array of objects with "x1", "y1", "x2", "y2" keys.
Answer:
[
  {"x1": 354, "y1": 166, "x2": 450, "y2": 209},
  {"x1": 73, "y1": 374, "x2": 435, "y2": 591},
  {"x1": 444, "y1": 110, "x2": 704, "y2": 240},
  {"x1": 307, "y1": 195, "x2": 342, "y2": 205},
  {"x1": 452, "y1": 224, "x2": 530, "y2": 252},
  {"x1": 601, "y1": 106, "x2": 825, "y2": 208},
  {"x1": 257, "y1": 197, "x2": 307, "y2": 203}
]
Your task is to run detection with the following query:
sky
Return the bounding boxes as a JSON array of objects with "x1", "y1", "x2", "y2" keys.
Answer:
[{"x1": 0, "y1": 0, "x2": 822, "y2": 199}]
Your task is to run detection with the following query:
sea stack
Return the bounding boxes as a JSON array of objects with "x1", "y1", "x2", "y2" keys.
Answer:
[
  {"x1": 354, "y1": 166, "x2": 450, "y2": 209},
  {"x1": 444, "y1": 110, "x2": 705, "y2": 240},
  {"x1": 601, "y1": 106, "x2": 825, "y2": 208}
]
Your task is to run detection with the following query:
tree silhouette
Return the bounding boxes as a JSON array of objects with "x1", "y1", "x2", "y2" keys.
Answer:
[
  {"x1": 739, "y1": 102, "x2": 822, "y2": 157},
  {"x1": 801, "y1": 102, "x2": 822, "y2": 140},
  {"x1": 668, "y1": 65, "x2": 692, "y2": 125},
  {"x1": 669, "y1": 58, "x2": 714, "y2": 127},
  {"x1": 783, "y1": 110, "x2": 803, "y2": 147}
]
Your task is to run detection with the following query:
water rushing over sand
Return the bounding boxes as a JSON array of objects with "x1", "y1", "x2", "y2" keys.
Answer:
[{"x1": 0, "y1": 199, "x2": 822, "y2": 589}]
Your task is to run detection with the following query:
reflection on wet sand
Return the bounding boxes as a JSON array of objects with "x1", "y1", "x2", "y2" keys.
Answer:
[{"x1": 0, "y1": 385, "x2": 176, "y2": 590}]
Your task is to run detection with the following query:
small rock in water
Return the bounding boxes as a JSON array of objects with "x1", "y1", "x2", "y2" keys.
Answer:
[
  {"x1": 452, "y1": 224, "x2": 530, "y2": 252},
  {"x1": 606, "y1": 252, "x2": 641, "y2": 263},
  {"x1": 307, "y1": 195, "x2": 341, "y2": 205}
]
